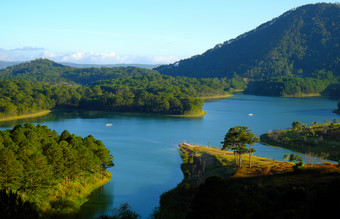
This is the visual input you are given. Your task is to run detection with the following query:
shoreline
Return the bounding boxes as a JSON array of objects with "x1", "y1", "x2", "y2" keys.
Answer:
[
  {"x1": 260, "y1": 122, "x2": 340, "y2": 162},
  {"x1": 201, "y1": 93, "x2": 234, "y2": 100},
  {"x1": 168, "y1": 111, "x2": 207, "y2": 118},
  {"x1": 46, "y1": 171, "x2": 112, "y2": 216},
  {"x1": 0, "y1": 110, "x2": 51, "y2": 122},
  {"x1": 76, "y1": 171, "x2": 112, "y2": 209},
  {"x1": 282, "y1": 93, "x2": 321, "y2": 98}
]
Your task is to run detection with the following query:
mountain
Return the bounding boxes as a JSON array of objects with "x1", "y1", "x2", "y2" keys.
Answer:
[
  {"x1": 0, "y1": 61, "x2": 21, "y2": 69},
  {"x1": 155, "y1": 3, "x2": 340, "y2": 79}
]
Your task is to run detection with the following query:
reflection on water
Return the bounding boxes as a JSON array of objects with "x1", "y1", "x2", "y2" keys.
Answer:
[{"x1": 0, "y1": 94, "x2": 338, "y2": 218}]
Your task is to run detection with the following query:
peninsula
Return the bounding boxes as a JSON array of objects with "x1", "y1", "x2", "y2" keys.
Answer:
[{"x1": 156, "y1": 144, "x2": 339, "y2": 218}]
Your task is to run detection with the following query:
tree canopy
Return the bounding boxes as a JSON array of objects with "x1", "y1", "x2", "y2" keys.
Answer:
[{"x1": 0, "y1": 123, "x2": 114, "y2": 212}]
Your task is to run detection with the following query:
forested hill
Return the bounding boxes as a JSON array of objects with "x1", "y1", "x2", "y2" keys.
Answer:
[
  {"x1": 0, "y1": 58, "x2": 160, "y2": 84},
  {"x1": 155, "y1": 3, "x2": 340, "y2": 79},
  {"x1": 0, "y1": 59, "x2": 245, "y2": 118}
]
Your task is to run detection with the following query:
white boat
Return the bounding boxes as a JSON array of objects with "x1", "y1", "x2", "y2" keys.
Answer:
[
  {"x1": 105, "y1": 123, "x2": 112, "y2": 126},
  {"x1": 248, "y1": 113, "x2": 254, "y2": 116}
]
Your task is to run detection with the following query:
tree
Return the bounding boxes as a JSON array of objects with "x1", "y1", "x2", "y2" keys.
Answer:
[
  {"x1": 292, "y1": 121, "x2": 303, "y2": 131},
  {"x1": 284, "y1": 153, "x2": 303, "y2": 165},
  {"x1": 0, "y1": 189, "x2": 40, "y2": 219},
  {"x1": 221, "y1": 126, "x2": 259, "y2": 167},
  {"x1": 0, "y1": 149, "x2": 23, "y2": 192}
]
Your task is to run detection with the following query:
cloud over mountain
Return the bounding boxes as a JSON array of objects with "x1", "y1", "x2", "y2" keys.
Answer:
[{"x1": 0, "y1": 48, "x2": 179, "y2": 64}]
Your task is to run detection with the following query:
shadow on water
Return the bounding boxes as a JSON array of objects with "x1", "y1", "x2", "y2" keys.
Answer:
[{"x1": 77, "y1": 182, "x2": 115, "y2": 219}]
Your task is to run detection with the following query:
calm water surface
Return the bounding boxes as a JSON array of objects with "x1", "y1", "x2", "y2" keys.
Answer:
[{"x1": 0, "y1": 95, "x2": 338, "y2": 218}]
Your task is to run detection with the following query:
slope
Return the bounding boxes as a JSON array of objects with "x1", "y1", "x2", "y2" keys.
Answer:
[{"x1": 155, "y1": 3, "x2": 340, "y2": 79}]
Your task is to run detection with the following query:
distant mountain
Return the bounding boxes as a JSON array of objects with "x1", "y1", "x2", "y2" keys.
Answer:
[
  {"x1": 155, "y1": 3, "x2": 340, "y2": 79},
  {"x1": 0, "y1": 61, "x2": 21, "y2": 69},
  {"x1": 0, "y1": 60, "x2": 161, "y2": 70},
  {"x1": 0, "y1": 58, "x2": 160, "y2": 84},
  {"x1": 60, "y1": 62, "x2": 161, "y2": 69}
]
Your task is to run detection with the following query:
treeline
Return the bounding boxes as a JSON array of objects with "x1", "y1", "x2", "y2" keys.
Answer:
[
  {"x1": 0, "y1": 64, "x2": 242, "y2": 117},
  {"x1": 245, "y1": 72, "x2": 338, "y2": 96},
  {"x1": 0, "y1": 123, "x2": 114, "y2": 212},
  {"x1": 0, "y1": 79, "x2": 82, "y2": 118}
]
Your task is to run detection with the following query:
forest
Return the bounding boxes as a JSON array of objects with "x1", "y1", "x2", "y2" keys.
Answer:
[
  {"x1": 0, "y1": 59, "x2": 245, "y2": 118},
  {"x1": 0, "y1": 123, "x2": 114, "y2": 216}
]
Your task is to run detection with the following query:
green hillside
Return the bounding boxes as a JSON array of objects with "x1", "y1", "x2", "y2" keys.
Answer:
[{"x1": 155, "y1": 3, "x2": 340, "y2": 80}]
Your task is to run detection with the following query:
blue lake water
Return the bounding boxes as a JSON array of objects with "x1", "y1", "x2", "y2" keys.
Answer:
[{"x1": 0, "y1": 94, "x2": 338, "y2": 218}]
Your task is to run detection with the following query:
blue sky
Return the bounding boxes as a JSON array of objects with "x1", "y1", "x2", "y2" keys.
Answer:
[{"x1": 1, "y1": 0, "x2": 339, "y2": 64}]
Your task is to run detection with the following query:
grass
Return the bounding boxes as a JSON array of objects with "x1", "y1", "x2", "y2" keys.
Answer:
[
  {"x1": 179, "y1": 144, "x2": 294, "y2": 180},
  {"x1": 169, "y1": 110, "x2": 207, "y2": 118},
  {"x1": 282, "y1": 93, "x2": 321, "y2": 97},
  {"x1": 200, "y1": 93, "x2": 234, "y2": 100},
  {"x1": 0, "y1": 110, "x2": 51, "y2": 122},
  {"x1": 73, "y1": 171, "x2": 112, "y2": 209},
  {"x1": 21, "y1": 170, "x2": 112, "y2": 217}
]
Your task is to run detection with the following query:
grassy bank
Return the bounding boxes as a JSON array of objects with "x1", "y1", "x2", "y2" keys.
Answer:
[
  {"x1": 74, "y1": 171, "x2": 112, "y2": 209},
  {"x1": 169, "y1": 111, "x2": 207, "y2": 118},
  {"x1": 44, "y1": 171, "x2": 112, "y2": 217},
  {"x1": 201, "y1": 93, "x2": 234, "y2": 100},
  {"x1": 0, "y1": 110, "x2": 51, "y2": 122},
  {"x1": 282, "y1": 93, "x2": 321, "y2": 97}
]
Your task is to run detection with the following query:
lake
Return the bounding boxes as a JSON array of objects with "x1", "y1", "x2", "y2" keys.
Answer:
[{"x1": 0, "y1": 94, "x2": 338, "y2": 218}]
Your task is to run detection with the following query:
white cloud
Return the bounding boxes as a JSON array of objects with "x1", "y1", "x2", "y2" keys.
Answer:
[
  {"x1": 148, "y1": 56, "x2": 179, "y2": 64},
  {"x1": 12, "y1": 47, "x2": 44, "y2": 51},
  {"x1": 0, "y1": 48, "x2": 180, "y2": 64}
]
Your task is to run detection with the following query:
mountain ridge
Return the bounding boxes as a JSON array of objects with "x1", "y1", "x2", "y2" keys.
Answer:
[{"x1": 155, "y1": 3, "x2": 340, "y2": 79}]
